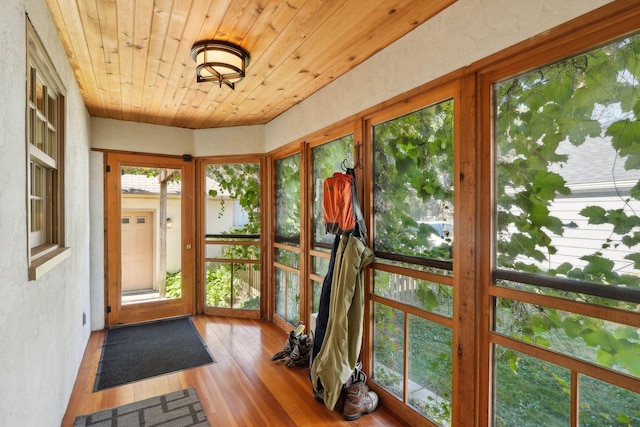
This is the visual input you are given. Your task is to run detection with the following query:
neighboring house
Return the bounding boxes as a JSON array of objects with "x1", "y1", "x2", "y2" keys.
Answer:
[
  {"x1": 508, "y1": 136, "x2": 640, "y2": 275},
  {"x1": 120, "y1": 173, "x2": 242, "y2": 293}
]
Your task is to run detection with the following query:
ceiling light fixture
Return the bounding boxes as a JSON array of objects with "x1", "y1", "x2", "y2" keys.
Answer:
[{"x1": 191, "y1": 40, "x2": 250, "y2": 90}]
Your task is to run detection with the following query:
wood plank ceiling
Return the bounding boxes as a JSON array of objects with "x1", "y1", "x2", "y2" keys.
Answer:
[{"x1": 44, "y1": 0, "x2": 456, "y2": 129}]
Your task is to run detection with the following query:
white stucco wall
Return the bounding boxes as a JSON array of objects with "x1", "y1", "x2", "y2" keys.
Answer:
[
  {"x1": 91, "y1": 117, "x2": 265, "y2": 156},
  {"x1": 193, "y1": 125, "x2": 264, "y2": 156},
  {"x1": 91, "y1": 117, "x2": 194, "y2": 154},
  {"x1": 264, "y1": 0, "x2": 613, "y2": 151},
  {"x1": 0, "y1": 0, "x2": 92, "y2": 426}
]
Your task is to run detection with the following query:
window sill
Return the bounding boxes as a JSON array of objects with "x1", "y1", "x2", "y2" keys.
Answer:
[{"x1": 28, "y1": 247, "x2": 70, "y2": 281}]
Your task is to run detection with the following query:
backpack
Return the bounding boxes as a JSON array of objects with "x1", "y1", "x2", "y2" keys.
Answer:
[{"x1": 323, "y1": 168, "x2": 366, "y2": 238}]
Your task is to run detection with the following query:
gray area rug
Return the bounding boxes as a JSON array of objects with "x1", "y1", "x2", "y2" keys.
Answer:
[
  {"x1": 74, "y1": 387, "x2": 210, "y2": 427},
  {"x1": 94, "y1": 317, "x2": 215, "y2": 391}
]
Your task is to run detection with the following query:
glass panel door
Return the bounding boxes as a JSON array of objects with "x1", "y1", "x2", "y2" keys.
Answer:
[
  {"x1": 105, "y1": 153, "x2": 195, "y2": 326},
  {"x1": 201, "y1": 161, "x2": 262, "y2": 317}
]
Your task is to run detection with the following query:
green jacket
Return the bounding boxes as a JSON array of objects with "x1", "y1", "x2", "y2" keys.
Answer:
[{"x1": 311, "y1": 234, "x2": 374, "y2": 410}]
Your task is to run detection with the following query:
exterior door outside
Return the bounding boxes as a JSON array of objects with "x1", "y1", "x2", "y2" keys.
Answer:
[{"x1": 105, "y1": 152, "x2": 195, "y2": 326}]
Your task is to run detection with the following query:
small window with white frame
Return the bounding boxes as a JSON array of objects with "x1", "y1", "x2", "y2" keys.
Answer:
[{"x1": 26, "y1": 19, "x2": 68, "y2": 280}]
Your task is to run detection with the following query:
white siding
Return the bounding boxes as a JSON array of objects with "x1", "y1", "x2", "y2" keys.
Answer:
[{"x1": 547, "y1": 196, "x2": 640, "y2": 274}]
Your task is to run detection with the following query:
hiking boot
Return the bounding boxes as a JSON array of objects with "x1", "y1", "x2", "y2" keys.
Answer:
[
  {"x1": 285, "y1": 334, "x2": 312, "y2": 368},
  {"x1": 336, "y1": 361, "x2": 362, "y2": 410},
  {"x1": 271, "y1": 330, "x2": 297, "y2": 361},
  {"x1": 343, "y1": 372, "x2": 378, "y2": 421}
]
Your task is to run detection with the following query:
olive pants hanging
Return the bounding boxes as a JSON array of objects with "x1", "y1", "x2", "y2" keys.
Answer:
[
  {"x1": 310, "y1": 234, "x2": 374, "y2": 410},
  {"x1": 311, "y1": 234, "x2": 341, "y2": 365}
]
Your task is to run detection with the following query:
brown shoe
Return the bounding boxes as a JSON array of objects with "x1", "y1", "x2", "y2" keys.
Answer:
[
  {"x1": 271, "y1": 330, "x2": 296, "y2": 361},
  {"x1": 337, "y1": 361, "x2": 362, "y2": 411},
  {"x1": 343, "y1": 373, "x2": 379, "y2": 421}
]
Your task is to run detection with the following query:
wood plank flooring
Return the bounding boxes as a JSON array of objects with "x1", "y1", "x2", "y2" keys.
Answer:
[{"x1": 61, "y1": 315, "x2": 407, "y2": 426}]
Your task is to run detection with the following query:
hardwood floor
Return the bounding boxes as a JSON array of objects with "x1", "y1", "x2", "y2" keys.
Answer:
[{"x1": 62, "y1": 315, "x2": 408, "y2": 426}]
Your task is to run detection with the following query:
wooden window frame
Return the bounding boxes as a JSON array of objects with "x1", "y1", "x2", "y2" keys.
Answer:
[
  {"x1": 477, "y1": 5, "x2": 640, "y2": 427},
  {"x1": 362, "y1": 81, "x2": 474, "y2": 427},
  {"x1": 270, "y1": 147, "x2": 304, "y2": 330},
  {"x1": 306, "y1": 125, "x2": 358, "y2": 321},
  {"x1": 263, "y1": 3, "x2": 640, "y2": 426},
  {"x1": 196, "y1": 155, "x2": 266, "y2": 319},
  {"x1": 26, "y1": 19, "x2": 69, "y2": 281}
]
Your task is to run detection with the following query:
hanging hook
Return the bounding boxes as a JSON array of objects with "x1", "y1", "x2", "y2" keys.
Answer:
[
  {"x1": 340, "y1": 142, "x2": 362, "y2": 173},
  {"x1": 353, "y1": 143, "x2": 361, "y2": 169}
]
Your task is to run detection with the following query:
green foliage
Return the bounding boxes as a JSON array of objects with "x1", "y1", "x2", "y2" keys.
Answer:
[
  {"x1": 370, "y1": 32, "x2": 640, "y2": 424},
  {"x1": 311, "y1": 135, "x2": 354, "y2": 244},
  {"x1": 166, "y1": 271, "x2": 182, "y2": 299},
  {"x1": 238, "y1": 295, "x2": 260, "y2": 310},
  {"x1": 417, "y1": 285, "x2": 440, "y2": 312},
  {"x1": 206, "y1": 163, "x2": 261, "y2": 235},
  {"x1": 493, "y1": 33, "x2": 640, "y2": 422},
  {"x1": 373, "y1": 365, "x2": 403, "y2": 397},
  {"x1": 373, "y1": 100, "x2": 454, "y2": 261},
  {"x1": 272, "y1": 154, "x2": 302, "y2": 325},
  {"x1": 205, "y1": 264, "x2": 232, "y2": 307},
  {"x1": 204, "y1": 163, "x2": 262, "y2": 310},
  {"x1": 204, "y1": 263, "x2": 260, "y2": 310},
  {"x1": 495, "y1": 347, "x2": 640, "y2": 427},
  {"x1": 275, "y1": 154, "x2": 301, "y2": 239},
  {"x1": 499, "y1": 300, "x2": 640, "y2": 377},
  {"x1": 373, "y1": 301, "x2": 453, "y2": 425},
  {"x1": 409, "y1": 394, "x2": 452, "y2": 426},
  {"x1": 167, "y1": 268, "x2": 260, "y2": 310},
  {"x1": 373, "y1": 302, "x2": 404, "y2": 376},
  {"x1": 495, "y1": 348, "x2": 572, "y2": 426},
  {"x1": 495, "y1": 36, "x2": 640, "y2": 288}
]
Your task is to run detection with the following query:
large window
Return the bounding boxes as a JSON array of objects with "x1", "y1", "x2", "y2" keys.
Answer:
[
  {"x1": 309, "y1": 135, "x2": 354, "y2": 313},
  {"x1": 373, "y1": 100, "x2": 454, "y2": 263},
  {"x1": 202, "y1": 162, "x2": 261, "y2": 314},
  {"x1": 259, "y1": 6, "x2": 640, "y2": 427},
  {"x1": 274, "y1": 153, "x2": 301, "y2": 325},
  {"x1": 26, "y1": 20, "x2": 67, "y2": 280},
  {"x1": 371, "y1": 98, "x2": 455, "y2": 426},
  {"x1": 492, "y1": 31, "x2": 640, "y2": 426}
]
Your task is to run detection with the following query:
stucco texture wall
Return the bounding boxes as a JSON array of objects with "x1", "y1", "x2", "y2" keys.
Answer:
[
  {"x1": 91, "y1": 116, "x2": 265, "y2": 156},
  {"x1": 0, "y1": 0, "x2": 92, "y2": 426}
]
